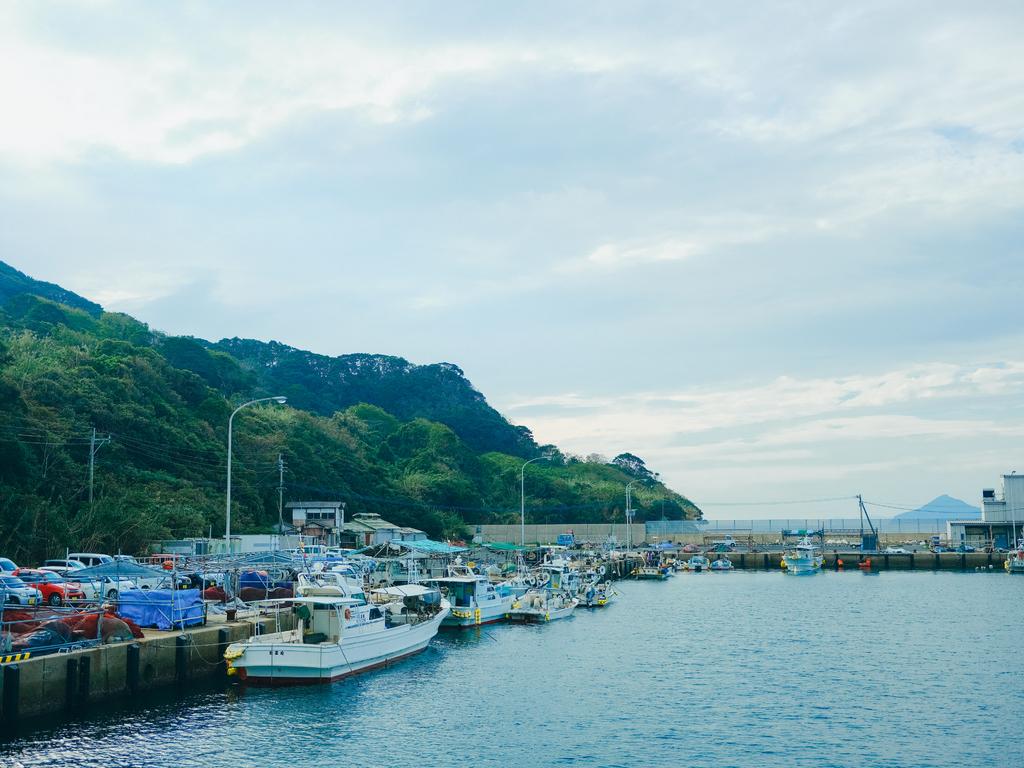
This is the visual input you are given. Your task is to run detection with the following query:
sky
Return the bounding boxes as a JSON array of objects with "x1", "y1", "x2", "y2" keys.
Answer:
[{"x1": 1, "y1": 1, "x2": 1022, "y2": 519}]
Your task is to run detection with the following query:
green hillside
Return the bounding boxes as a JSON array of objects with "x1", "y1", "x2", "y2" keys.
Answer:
[{"x1": 0, "y1": 263, "x2": 700, "y2": 562}]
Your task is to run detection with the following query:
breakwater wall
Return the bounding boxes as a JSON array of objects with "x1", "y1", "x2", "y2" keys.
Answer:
[
  {"x1": 721, "y1": 551, "x2": 1008, "y2": 571},
  {"x1": 0, "y1": 613, "x2": 294, "y2": 729},
  {"x1": 480, "y1": 524, "x2": 941, "y2": 547}
]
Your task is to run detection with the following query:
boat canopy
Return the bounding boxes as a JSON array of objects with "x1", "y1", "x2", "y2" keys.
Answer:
[
  {"x1": 69, "y1": 561, "x2": 167, "y2": 579},
  {"x1": 398, "y1": 539, "x2": 468, "y2": 554},
  {"x1": 483, "y1": 542, "x2": 526, "y2": 552},
  {"x1": 371, "y1": 584, "x2": 435, "y2": 597},
  {"x1": 257, "y1": 596, "x2": 360, "y2": 606}
]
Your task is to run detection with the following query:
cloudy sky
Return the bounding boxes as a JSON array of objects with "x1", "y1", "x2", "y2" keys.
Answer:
[{"x1": 2, "y1": 1, "x2": 1022, "y2": 518}]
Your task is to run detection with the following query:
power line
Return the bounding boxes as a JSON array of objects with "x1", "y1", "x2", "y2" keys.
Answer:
[{"x1": 695, "y1": 496, "x2": 858, "y2": 507}]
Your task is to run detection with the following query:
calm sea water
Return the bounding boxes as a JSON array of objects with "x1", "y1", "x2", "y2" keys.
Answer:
[{"x1": 3, "y1": 571, "x2": 1021, "y2": 768}]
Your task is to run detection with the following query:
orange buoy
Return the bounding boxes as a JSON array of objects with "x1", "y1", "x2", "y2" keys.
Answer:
[
  {"x1": 837, "y1": 559, "x2": 844, "y2": 568},
  {"x1": 162, "y1": 560, "x2": 174, "y2": 570}
]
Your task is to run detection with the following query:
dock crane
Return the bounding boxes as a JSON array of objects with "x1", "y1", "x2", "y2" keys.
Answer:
[{"x1": 857, "y1": 494, "x2": 879, "y2": 552}]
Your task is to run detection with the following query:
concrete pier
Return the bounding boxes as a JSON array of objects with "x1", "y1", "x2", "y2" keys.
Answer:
[
  {"x1": 0, "y1": 611, "x2": 294, "y2": 727},
  {"x1": 720, "y1": 551, "x2": 1008, "y2": 571}
]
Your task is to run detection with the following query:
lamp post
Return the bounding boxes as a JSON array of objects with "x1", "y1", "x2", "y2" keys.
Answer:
[
  {"x1": 225, "y1": 396, "x2": 287, "y2": 551},
  {"x1": 520, "y1": 455, "x2": 552, "y2": 547},
  {"x1": 625, "y1": 481, "x2": 638, "y2": 552}
]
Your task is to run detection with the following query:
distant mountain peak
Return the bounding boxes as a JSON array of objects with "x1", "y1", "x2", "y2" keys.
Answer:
[{"x1": 895, "y1": 494, "x2": 980, "y2": 520}]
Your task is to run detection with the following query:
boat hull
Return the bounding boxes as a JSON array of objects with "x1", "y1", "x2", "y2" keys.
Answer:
[
  {"x1": 441, "y1": 598, "x2": 514, "y2": 628},
  {"x1": 785, "y1": 557, "x2": 823, "y2": 575},
  {"x1": 227, "y1": 607, "x2": 449, "y2": 685},
  {"x1": 508, "y1": 603, "x2": 576, "y2": 622}
]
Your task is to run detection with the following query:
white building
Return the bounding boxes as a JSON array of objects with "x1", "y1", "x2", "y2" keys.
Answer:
[{"x1": 947, "y1": 473, "x2": 1023, "y2": 549}]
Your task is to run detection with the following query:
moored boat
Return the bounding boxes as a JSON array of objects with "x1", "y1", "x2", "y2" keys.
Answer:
[
  {"x1": 429, "y1": 562, "x2": 515, "y2": 628},
  {"x1": 508, "y1": 589, "x2": 578, "y2": 622},
  {"x1": 223, "y1": 577, "x2": 449, "y2": 684},
  {"x1": 710, "y1": 557, "x2": 733, "y2": 571},
  {"x1": 631, "y1": 565, "x2": 668, "y2": 580},
  {"x1": 783, "y1": 536, "x2": 824, "y2": 575},
  {"x1": 1005, "y1": 539, "x2": 1024, "y2": 574},
  {"x1": 579, "y1": 580, "x2": 615, "y2": 607},
  {"x1": 684, "y1": 555, "x2": 710, "y2": 572}
]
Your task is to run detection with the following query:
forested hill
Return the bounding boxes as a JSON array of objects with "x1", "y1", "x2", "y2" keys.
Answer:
[
  {"x1": 207, "y1": 339, "x2": 535, "y2": 457},
  {"x1": 0, "y1": 261, "x2": 701, "y2": 562}
]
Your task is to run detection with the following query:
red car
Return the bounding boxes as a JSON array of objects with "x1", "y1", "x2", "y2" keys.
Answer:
[{"x1": 13, "y1": 568, "x2": 86, "y2": 606}]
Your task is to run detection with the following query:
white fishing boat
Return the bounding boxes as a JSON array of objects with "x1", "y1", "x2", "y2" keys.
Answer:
[
  {"x1": 1005, "y1": 539, "x2": 1024, "y2": 574},
  {"x1": 710, "y1": 557, "x2": 733, "y2": 571},
  {"x1": 783, "y1": 536, "x2": 824, "y2": 575},
  {"x1": 508, "y1": 589, "x2": 578, "y2": 622},
  {"x1": 223, "y1": 576, "x2": 449, "y2": 684},
  {"x1": 579, "y1": 580, "x2": 615, "y2": 607},
  {"x1": 429, "y1": 562, "x2": 515, "y2": 628},
  {"x1": 632, "y1": 565, "x2": 668, "y2": 580},
  {"x1": 684, "y1": 555, "x2": 710, "y2": 572}
]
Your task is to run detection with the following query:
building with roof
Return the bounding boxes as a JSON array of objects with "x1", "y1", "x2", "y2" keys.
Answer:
[
  {"x1": 947, "y1": 473, "x2": 1023, "y2": 549},
  {"x1": 287, "y1": 501, "x2": 346, "y2": 547},
  {"x1": 340, "y1": 513, "x2": 426, "y2": 548}
]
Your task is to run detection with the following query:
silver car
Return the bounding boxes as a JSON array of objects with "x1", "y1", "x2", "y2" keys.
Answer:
[{"x1": 0, "y1": 574, "x2": 42, "y2": 606}]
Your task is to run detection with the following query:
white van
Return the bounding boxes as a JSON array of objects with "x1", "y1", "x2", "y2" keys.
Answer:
[{"x1": 68, "y1": 553, "x2": 115, "y2": 568}]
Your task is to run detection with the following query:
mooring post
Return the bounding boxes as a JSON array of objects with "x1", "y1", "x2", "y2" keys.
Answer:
[
  {"x1": 218, "y1": 628, "x2": 230, "y2": 670},
  {"x1": 2, "y1": 663, "x2": 20, "y2": 727},
  {"x1": 65, "y1": 657, "x2": 79, "y2": 709},
  {"x1": 126, "y1": 643, "x2": 141, "y2": 695},
  {"x1": 175, "y1": 635, "x2": 188, "y2": 682},
  {"x1": 78, "y1": 655, "x2": 91, "y2": 706}
]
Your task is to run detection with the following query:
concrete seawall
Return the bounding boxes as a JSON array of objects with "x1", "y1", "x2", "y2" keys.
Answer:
[
  {"x1": 1, "y1": 613, "x2": 294, "y2": 728},
  {"x1": 720, "y1": 551, "x2": 1007, "y2": 571}
]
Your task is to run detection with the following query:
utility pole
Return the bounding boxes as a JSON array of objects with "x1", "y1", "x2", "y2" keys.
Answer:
[
  {"x1": 88, "y1": 427, "x2": 110, "y2": 508},
  {"x1": 277, "y1": 453, "x2": 286, "y2": 533}
]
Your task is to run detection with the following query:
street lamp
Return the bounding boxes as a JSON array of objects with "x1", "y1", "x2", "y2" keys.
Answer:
[
  {"x1": 225, "y1": 396, "x2": 287, "y2": 551},
  {"x1": 625, "y1": 480, "x2": 639, "y2": 551},
  {"x1": 520, "y1": 455, "x2": 553, "y2": 547}
]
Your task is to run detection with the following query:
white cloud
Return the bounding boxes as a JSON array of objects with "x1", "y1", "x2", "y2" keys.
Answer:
[{"x1": 504, "y1": 361, "x2": 1024, "y2": 460}]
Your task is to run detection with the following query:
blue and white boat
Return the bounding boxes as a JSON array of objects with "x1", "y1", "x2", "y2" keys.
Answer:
[
  {"x1": 710, "y1": 557, "x2": 733, "y2": 571},
  {"x1": 783, "y1": 537, "x2": 824, "y2": 575},
  {"x1": 579, "y1": 574, "x2": 615, "y2": 607},
  {"x1": 684, "y1": 555, "x2": 710, "y2": 572},
  {"x1": 429, "y1": 562, "x2": 515, "y2": 628}
]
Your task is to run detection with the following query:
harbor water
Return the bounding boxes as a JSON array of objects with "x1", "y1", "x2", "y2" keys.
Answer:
[{"x1": 3, "y1": 571, "x2": 1021, "y2": 768}]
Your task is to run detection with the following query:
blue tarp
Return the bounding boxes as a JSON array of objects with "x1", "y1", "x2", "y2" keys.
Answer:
[
  {"x1": 117, "y1": 588, "x2": 204, "y2": 630},
  {"x1": 397, "y1": 539, "x2": 468, "y2": 554}
]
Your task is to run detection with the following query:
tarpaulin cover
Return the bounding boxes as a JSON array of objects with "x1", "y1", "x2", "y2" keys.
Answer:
[{"x1": 116, "y1": 589, "x2": 204, "y2": 630}]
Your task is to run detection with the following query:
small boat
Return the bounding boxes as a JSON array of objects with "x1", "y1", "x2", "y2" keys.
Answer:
[
  {"x1": 1005, "y1": 539, "x2": 1024, "y2": 574},
  {"x1": 223, "y1": 579, "x2": 449, "y2": 684},
  {"x1": 508, "y1": 589, "x2": 578, "y2": 622},
  {"x1": 783, "y1": 536, "x2": 824, "y2": 575},
  {"x1": 579, "y1": 580, "x2": 615, "y2": 608},
  {"x1": 684, "y1": 555, "x2": 710, "y2": 572},
  {"x1": 710, "y1": 557, "x2": 733, "y2": 571},
  {"x1": 632, "y1": 565, "x2": 668, "y2": 580},
  {"x1": 429, "y1": 562, "x2": 515, "y2": 628}
]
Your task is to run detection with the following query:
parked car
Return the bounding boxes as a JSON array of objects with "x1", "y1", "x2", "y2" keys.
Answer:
[
  {"x1": 39, "y1": 558, "x2": 88, "y2": 576},
  {"x1": 13, "y1": 569, "x2": 86, "y2": 606},
  {"x1": 0, "y1": 574, "x2": 42, "y2": 606},
  {"x1": 883, "y1": 547, "x2": 909, "y2": 554},
  {"x1": 0, "y1": 557, "x2": 18, "y2": 573},
  {"x1": 67, "y1": 572, "x2": 139, "y2": 601},
  {"x1": 67, "y1": 553, "x2": 115, "y2": 568}
]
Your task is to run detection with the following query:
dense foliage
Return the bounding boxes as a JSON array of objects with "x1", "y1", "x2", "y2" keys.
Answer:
[{"x1": 0, "y1": 264, "x2": 700, "y2": 563}]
